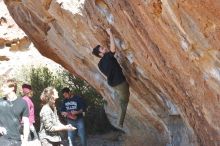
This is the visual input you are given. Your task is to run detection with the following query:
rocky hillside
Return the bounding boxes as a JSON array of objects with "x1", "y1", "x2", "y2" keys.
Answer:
[
  {"x1": 0, "y1": 0, "x2": 59, "y2": 78},
  {"x1": 3, "y1": 0, "x2": 220, "y2": 146}
]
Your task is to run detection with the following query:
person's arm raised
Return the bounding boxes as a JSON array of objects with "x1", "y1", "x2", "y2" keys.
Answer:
[{"x1": 106, "y1": 28, "x2": 115, "y2": 53}]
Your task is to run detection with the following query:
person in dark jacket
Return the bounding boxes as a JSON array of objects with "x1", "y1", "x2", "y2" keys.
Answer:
[{"x1": 92, "y1": 28, "x2": 130, "y2": 127}]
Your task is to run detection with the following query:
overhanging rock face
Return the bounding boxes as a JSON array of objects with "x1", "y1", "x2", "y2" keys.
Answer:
[{"x1": 4, "y1": 0, "x2": 220, "y2": 145}]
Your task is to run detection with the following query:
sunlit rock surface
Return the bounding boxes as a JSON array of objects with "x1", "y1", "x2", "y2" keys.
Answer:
[
  {"x1": 0, "y1": 0, "x2": 60, "y2": 77},
  {"x1": 4, "y1": 0, "x2": 220, "y2": 145}
]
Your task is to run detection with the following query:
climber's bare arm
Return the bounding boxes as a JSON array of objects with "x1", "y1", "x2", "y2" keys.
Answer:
[{"x1": 106, "y1": 28, "x2": 115, "y2": 53}]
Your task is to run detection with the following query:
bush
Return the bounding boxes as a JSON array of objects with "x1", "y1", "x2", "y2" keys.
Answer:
[{"x1": 25, "y1": 66, "x2": 113, "y2": 134}]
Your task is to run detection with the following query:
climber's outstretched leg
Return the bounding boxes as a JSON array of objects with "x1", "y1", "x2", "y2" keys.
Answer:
[{"x1": 113, "y1": 81, "x2": 130, "y2": 127}]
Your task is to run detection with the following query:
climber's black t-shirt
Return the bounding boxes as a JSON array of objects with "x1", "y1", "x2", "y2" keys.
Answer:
[
  {"x1": 0, "y1": 97, "x2": 29, "y2": 141},
  {"x1": 98, "y1": 52, "x2": 126, "y2": 86}
]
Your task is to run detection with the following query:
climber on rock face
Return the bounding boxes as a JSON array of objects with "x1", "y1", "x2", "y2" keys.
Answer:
[{"x1": 92, "y1": 28, "x2": 130, "y2": 128}]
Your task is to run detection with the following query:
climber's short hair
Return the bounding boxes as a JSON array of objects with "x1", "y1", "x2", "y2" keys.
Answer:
[{"x1": 92, "y1": 45, "x2": 101, "y2": 58}]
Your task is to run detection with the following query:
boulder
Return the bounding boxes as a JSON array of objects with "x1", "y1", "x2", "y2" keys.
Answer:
[{"x1": 4, "y1": 0, "x2": 220, "y2": 145}]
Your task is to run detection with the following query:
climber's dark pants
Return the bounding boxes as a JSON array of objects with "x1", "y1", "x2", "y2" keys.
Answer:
[{"x1": 112, "y1": 81, "x2": 130, "y2": 126}]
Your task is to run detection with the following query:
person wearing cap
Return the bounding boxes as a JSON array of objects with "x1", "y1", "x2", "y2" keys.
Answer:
[
  {"x1": 92, "y1": 28, "x2": 130, "y2": 128},
  {"x1": 0, "y1": 79, "x2": 29, "y2": 146},
  {"x1": 22, "y1": 83, "x2": 39, "y2": 142}
]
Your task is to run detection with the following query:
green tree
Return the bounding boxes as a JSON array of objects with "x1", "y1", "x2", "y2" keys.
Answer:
[
  {"x1": 26, "y1": 66, "x2": 113, "y2": 134},
  {"x1": 60, "y1": 71, "x2": 112, "y2": 134},
  {"x1": 28, "y1": 66, "x2": 64, "y2": 130}
]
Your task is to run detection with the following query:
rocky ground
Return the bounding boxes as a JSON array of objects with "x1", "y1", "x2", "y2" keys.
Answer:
[
  {"x1": 88, "y1": 133, "x2": 123, "y2": 146},
  {"x1": 72, "y1": 131, "x2": 124, "y2": 146}
]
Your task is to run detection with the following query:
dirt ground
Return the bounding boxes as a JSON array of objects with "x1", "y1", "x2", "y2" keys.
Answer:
[{"x1": 74, "y1": 131, "x2": 124, "y2": 146}]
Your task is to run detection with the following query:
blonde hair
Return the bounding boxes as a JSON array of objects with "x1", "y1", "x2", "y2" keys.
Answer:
[{"x1": 40, "y1": 87, "x2": 56, "y2": 105}]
